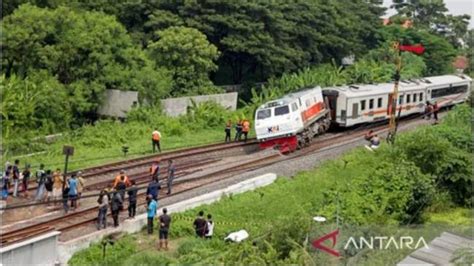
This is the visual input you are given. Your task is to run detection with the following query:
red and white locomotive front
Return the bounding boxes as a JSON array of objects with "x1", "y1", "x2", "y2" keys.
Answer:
[{"x1": 254, "y1": 87, "x2": 330, "y2": 153}]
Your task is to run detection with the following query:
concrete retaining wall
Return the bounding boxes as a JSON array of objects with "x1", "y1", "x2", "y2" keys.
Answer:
[
  {"x1": 0, "y1": 231, "x2": 61, "y2": 266},
  {"x1": 98, "y1": 89, "x2": 139, "y2": 118},
  {"x1": 57, "y1": 173, "x2": 277, "y2": 264},
  {"x1": 160, "y1": 92, "x2": 238, "y2": 117}
]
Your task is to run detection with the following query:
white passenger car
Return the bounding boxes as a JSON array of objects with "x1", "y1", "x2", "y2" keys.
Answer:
[{"x1": 322, "y1": 75, "x2": 471, "y2": 127}]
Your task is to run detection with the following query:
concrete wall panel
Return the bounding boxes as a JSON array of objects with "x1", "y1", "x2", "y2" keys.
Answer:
[
  {"x1": 160, "y1": 92, "x2": 238, "y2": 117},
  {"x1": 98, "y1": 89, "x2": 139, "y2": 118}
]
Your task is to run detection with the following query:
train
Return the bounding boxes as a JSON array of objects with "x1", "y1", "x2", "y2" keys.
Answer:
[{"x1": 255, "y1": 74, "x2": 471, "y2": 152}]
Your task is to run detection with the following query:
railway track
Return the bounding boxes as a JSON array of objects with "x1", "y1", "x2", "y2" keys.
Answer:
[
  {"x1": 1, "y1": 114, "x2": 433, "y2": 246},
  {"x1": 21, "y1": 139, "x2": 258, "y2": 193},
  {"x1": 1, "y1": 152, "x2": 279, "y2": 246}
]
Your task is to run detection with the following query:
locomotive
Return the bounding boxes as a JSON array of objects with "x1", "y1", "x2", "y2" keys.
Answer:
[{"x1": 255, "y1": 74, "x2": 471, "y2": 152}]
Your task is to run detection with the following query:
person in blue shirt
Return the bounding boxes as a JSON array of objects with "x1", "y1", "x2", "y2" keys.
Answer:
[
  {"x1": 146, "y1": 178, "x2": 161, "y2": 201},
  {"x1": 68, "y1": 174, "x2": 78, "y2": 210},
  {"x1": 147, "y1": 195, "x2": 157, "y2": 234}
]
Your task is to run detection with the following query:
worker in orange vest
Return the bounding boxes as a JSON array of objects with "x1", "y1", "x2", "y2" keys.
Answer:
[
  {"x1": 150, "y1": 160, "x2": 161, "y2": 180},
  {"x1": 241, "y1": 119, "x2": 250, "y2": 142},
  {"x1": 225, "y1": 120, "x2": 232, "y2": 143},
  {"x1": 152, "y1": 128, "x2": 162, "y2": 153},
  {"x1": 113, "y1": 170, "x2": 131, "y2": 188}
]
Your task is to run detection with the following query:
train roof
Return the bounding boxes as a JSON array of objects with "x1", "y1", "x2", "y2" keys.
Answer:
[
  {"x1": 261, "y1": 86, "x2": 321, "y2": 108},
  {"x1": 322, "y1": 74, "x2": 471, "y2": 98}
]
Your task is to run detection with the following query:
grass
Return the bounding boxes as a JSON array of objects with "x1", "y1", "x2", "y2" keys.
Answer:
[{"x1": 6, "y1": 125, "x2": 254, "y2": 173}]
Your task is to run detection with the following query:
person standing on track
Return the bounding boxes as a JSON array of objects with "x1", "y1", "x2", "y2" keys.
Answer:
[
  {"x1": 52, "y1": 168, "x2": 64, "y2": 205},
  {"x1": 234, "y1": 120, "x2": 242, "y2": 141},
  {"x1": 150, "y1": 160, "x2": 160, "y2": 181},
  {"x1": 147, "y1": 194, "x2": 157, "y2": 234},
  {"x1": 111, "y1": 189, "x2": 123, "y2": 227},
  {"x1": 158, "y1": 208, "x2": 171, "y2": 250},
  {"x1": 22, "y1": 164, "x2": 31, "y2": 198},
  {"x1": 62, "y1": 180, "x2": 70, "y2": 214},
  {"x1": 68, "y1": 174, "x2": 78, "y2": 210},
  {"x1": 424, "y1": 101, "x2": 433, "y2": 120},
  {"x1": 97, "y1": 190, "x2": 109, "y2": 230},
  {"x1": 241, "y1": 119, "x2": 250, "y2": 142},
  {"x1": 128, "y1": 180, "x2": 138, "y2": 218},
  {"x1": 433, "y1": 101, "x2": 439, "y2": 122},
  {"x1": 146, "y1": 177, "x2": 161, "y2": 201},
  {"x1": 76, "y1": 171, "x2": 85, "y2": 207},
  {"x1": 167, "y1": 160, "x2": 175, "y2": 195},
  {"x1": 35, "y1": 164, "x2": 46, "y2": 201},
  {"x1": 152, "y1": 128, "x2": 162, "y2": 153},
  {"x1": 44, "y1": 171, "x2": 53, "y2": 204},
  {"x1": 12, "y1": 160, "x2": 20, "y2": 197},
  {"x1": 193, "y1": 211, "x2": 207, "y2": 238},
  {"x1": 113, "y1": 170, "x2": 130, "y2": 189},
  {"x1": 225, "y1": 120, "x2": 232, "y2": 143}
]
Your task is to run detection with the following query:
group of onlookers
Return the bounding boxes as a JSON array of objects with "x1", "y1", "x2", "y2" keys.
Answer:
[{"x1": 1, "y1": 160, "x2": 84, "y2": 211}]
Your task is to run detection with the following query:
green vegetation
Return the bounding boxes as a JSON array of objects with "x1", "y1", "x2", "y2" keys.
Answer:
[
  {"x1": 69, "y1": 105, "x2": 472, "y2": 265},
  {"x1": 7, "y1": 102, "x2": 253, "y2": 171},
  {"x1": 2, "y1": 0, "x2": 471, "y2": 165}
]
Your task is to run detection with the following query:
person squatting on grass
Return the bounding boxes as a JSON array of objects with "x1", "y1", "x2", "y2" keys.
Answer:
[
  {"x1": 205, "y1": 214, "x2": 214, "y2": 239},
  {"x1": 193, "y1": 210, "x2": 207, "y2": 238},
  {"x1": 147, "y1": 194, "x2": 157, "y2": 234},
  {"x1": 158, "y1": 208, "x2": 171, "y2": 250},
  {"x1": 97, "y1": 190, "x2": 109, "y2": 230}
]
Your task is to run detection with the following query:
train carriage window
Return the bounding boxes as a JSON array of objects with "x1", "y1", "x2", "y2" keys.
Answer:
[
  {"x1": 432, "y1": 85, "x2": 468, "y2": 98},
  {"x1": 407, "y1": 94, "x2": 411, "y2": 103},
  {"x1": 291, "y1": 103, "x2": 298, "y2": 112},
  {"x1": 369, "y1": 99, "x2": 374, "y2": 109},
  {"x1": 377, "y1": 97, "x2": 383, "y2": 108},
  {"x1": 275, "y1": 105, "x2": 290, "y2": 116},
  {"x1": 413, "y1": 93, "x2": 417, "y2": 102},
  {"x1": 257, "y1": 109, "x2": 271, "y2": 120},
  {"x1": 360, "y1": 100, "x2": 366, "y2": 111},
  {"x1": 399, "y1": 95, "x2": 404, "y2": 104},
  {"x1": 419, "y1": 92, "x2": 423, "y2": 101}
]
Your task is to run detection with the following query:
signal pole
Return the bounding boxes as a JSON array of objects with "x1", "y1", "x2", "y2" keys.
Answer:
[{"x1": 387, "y1": 42, "x2": 402, "y2": 144}]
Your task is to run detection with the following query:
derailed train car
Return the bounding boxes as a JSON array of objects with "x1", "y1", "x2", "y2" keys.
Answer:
[{"x1": 255, "y1": 74, "x2": 471, "y2": 152}]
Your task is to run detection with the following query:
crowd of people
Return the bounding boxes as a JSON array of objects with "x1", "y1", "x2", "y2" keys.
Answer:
[
  {"x1": 225, "y1": 119, "x2": 251, "y2": 143},
  {"x1": 0, "y1": 160, "x2": 85, "y2": 210}
]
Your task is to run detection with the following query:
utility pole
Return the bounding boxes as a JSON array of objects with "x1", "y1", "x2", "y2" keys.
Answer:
[
  {"x1": 62, "y1": 145, "x2": 74, "y2": 191},
  {"x1": 387, "y1": 42, "x2": 402, "y2": 144}
]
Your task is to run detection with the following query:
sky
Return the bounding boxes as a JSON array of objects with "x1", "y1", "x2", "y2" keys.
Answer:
[{"x1": 382, "y1": 0, "x2": 474, "y2": 29}]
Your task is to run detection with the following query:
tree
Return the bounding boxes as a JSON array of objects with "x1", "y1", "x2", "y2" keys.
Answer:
[
  {"x1": 391, "y1": 0, "x2": 470, "y2": 48},
  {"x1": 111, "y1": 0, "x2": 385, "y2": 85},
  {"x1": 377, "y1": 25, "x2": 456, "y2": 75},
  {"x1": 2, "y1": 4, "x2": 171, "y2": 122},
  {"x1": 147, "y1": 26, "x2": 221, "y2": 96}
]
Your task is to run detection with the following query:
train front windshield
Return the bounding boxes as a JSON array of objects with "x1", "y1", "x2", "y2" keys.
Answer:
[
  {"x1": 257, "y1": 109, "x2": 271, "y2": 120},
  {"x1": 274, "y1": 105, "x2": 289, "y2": 116}
]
